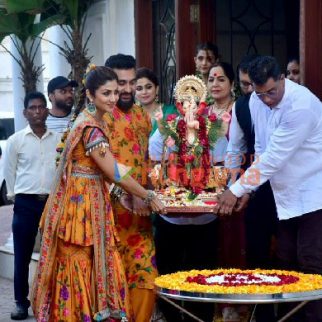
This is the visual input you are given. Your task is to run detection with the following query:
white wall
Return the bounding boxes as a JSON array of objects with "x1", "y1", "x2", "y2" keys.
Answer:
[
  {"x1": 84, "y1": 0, "x2": 135, "y2": 65},
  {"x1": 42, "y1": 26, "x2": 72, "y2": 86},
  {"x1": 0, "y1": 37, "x2": 14, "y2": 114}
]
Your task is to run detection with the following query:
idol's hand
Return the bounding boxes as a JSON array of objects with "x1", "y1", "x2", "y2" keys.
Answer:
[
  {"x1": 154, "y1": 109, "x2": 163, "y2": 122},
  {"x1": 185, "y1": 108, "x2": 199, "y2": 129}
]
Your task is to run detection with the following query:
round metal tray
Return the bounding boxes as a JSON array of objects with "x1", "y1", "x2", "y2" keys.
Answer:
[
  {"x1": 164, "y1": 206, "x2": 216, "y2": 213},
  {"x1": 157, "y1": 287, "x2": 322, "y2": 304}
]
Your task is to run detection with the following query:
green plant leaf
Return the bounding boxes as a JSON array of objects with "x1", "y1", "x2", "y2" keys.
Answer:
[
  {"x1": 16, "y1": 12, "x2": 37, "y2": 42},
  {"x1": 0, "y1": 32, "x2": 8, "y2": 43},
  {"x1": 5, "y1": 0, "x2": 45, "y2": 14},
  {"x1": 187, "y1": 192, "x2": 197, "y2": 200},
  {"x1": 0, "y1": 12, "x2": 20, "y2": 34},
  {"x1": 32, "y1": 13, "x2": 65, "y2": 36},
  {"x1": 194, "y1": 145, "x2": 203, "y2": 156},
  {"x1": 193, "y1": 158, "x2": 200, "y2": 168},
  {"x1": 61, "y1": 0, "x2": 78, "y2": 25},
  {"x1": 208, "y1": 121, "x2": 222, "y2": 145}
]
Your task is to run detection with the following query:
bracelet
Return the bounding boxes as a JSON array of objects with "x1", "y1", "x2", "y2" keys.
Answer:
[
  {"x1": 143, "y1": 190, "x2": 156, "y2": 206},
  {"x1": 110, "y1": 184, "x2": 125, "y2": 202}
]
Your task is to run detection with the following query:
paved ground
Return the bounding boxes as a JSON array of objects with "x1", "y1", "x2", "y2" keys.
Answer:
[
  {"x1": 0, "y1": 277, "x2": 35, "y2": 321},
  {"x1": 0, "y1": 206, "x2": 167, "y2": 322},
  {"x1": 0, "y1": 205, "x2": 35, "y2": 321},
  {"x1": 0, "y1": 205, "x2": 13, "y2": 246}
]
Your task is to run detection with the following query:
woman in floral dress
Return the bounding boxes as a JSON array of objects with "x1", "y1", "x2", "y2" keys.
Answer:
[{"x1": 31, "y1": 66, "x2": 165, "y2": 322}]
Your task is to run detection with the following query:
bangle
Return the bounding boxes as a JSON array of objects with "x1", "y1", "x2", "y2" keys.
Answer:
[
  {"x1": 143, "y1": 190, "x2": 156, "y2": 206},
  {"x1": 110, "y1": 184, "x2": 125, "y2": 202}
]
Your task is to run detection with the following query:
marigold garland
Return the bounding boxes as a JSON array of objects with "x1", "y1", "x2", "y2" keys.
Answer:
[{"x1": 155, "y1": 269, "x2": 322, "y2": 294}]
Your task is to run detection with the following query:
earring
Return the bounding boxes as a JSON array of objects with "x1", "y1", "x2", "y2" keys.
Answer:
[
  {"x1": 154, "y1": 94, "x2": 159, "y2": 104},
  {"x1": 135, "y1": 99, "x2": 142, "y2": 107},
  {"x1": 231, "y1": 88, "x2": 235, "y2": 99},
  {"x1": 87, "y1": 101, "x2": 96, "y2": 114}
]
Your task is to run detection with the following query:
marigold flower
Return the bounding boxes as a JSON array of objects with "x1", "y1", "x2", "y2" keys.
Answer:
[{"x1": 155, "y1": 269, "x2": 322, "y2": 295}]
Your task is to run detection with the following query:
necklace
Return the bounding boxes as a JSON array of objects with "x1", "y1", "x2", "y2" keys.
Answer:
[{"x1": 210, "y1": 99, "x2": 233, "y2": 118}]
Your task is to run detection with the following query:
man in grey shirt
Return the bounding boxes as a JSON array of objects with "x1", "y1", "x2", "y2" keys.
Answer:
[{"x1": 46, "y1": 76, "x2": 78, "y2": 134}]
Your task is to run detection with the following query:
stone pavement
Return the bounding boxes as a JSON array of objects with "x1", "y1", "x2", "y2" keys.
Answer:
[
  {"x1": 0, "y1": 205, "x2": 13, "y2": 246},
  {"x1": 0, "y1": 205, "x2": 35, "y2": 321},
  {"x1": 0, "y1": 206, "x2": 164, "y2": 321},
  {"x1": 0, "y1": 277, "x2": 35, "y2": 321}
]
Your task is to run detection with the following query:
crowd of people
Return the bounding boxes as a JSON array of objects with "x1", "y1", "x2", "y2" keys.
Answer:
[{"x1": 3, "y1": 41, "x2": 322, "y2": 322}]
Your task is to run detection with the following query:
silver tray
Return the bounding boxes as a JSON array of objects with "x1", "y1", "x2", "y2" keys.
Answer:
[
  {"x1": 157, "y1": 287, "x2": 322, "y2": 304},
  {"x1": 164, "y1": 206, "x2": 216, "y2": 214}
]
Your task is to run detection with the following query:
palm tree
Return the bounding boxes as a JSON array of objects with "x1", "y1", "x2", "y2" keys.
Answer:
[
  {"x1": 0, "y1": 0, "x2": 95, "y2": 93},
  {"x1": 42, "y1": 0, "x2": 95, "y2": 85},
  {"x1": 0, "y1": 1, "x2": 60, "y2": 92},
  {"x1": 1, "y1": 0, "x2": 95, "y2": 109}
]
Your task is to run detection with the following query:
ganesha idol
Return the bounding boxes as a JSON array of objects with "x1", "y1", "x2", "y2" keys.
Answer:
[{"x1": 150, "y1": 75, "x2": 230, "y2": 198}]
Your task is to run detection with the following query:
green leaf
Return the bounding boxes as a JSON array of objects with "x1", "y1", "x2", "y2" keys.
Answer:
[
  {"x1": 32, "y1": 13, "x2": 65, "y2": 36},
  {"x1": 5, "y1": 0, "x2": 45, "y2": 14},
  {"x1": 61, "y1": 0, "x2": 78, "y2": 25},
  {"x1": 16, "y1": 12, "x2": 37, "y2": 42},
  {"x1": 0, "y1": 2, "x2": 8, "y2": 15},
  {"x1": 187, "y1": 192, "x2": 197, "y2": 200},
  {"x1": 193, "y1": 158, "x2": 200, "y2": 168},
  {"x1": 194, "y1": 145, "x2": 203, "y2": 156},
  {"x1": 55, "y1": 0, "x2": 93, "y2": 28},
  {"x1": 0, "y1": 32, "x2": 8, "y2": 43},
  {"x1": 0, "y1": 12, "x2": 38, "y2": 43},
  {"x1": 144, "y1": 267, "x2": 152, "y2": 273},
  {"x1": 208, "y1": 121, "x2": 222, "y2": 145}
]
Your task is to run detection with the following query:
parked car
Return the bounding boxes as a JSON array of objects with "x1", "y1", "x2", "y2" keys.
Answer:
[{"x1": 0, "y1": 112, "x2": 14, "y2": 205}]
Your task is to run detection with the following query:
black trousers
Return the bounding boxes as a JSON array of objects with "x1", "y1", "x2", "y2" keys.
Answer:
[
  {"x1": 276, "y1": 209, "x2": 322, "y2": 322},
  {"x1": 245, "y1": 182, "x2": 278, "y2": 322},
  {"x1": 245, "y1": 181, "x2": 278, "y2": 268},
  {"x1": 12, "y1": 194, "x2": 47, "y2": 307},
  {"x1": 154, "y1": 216, "x2": 217, "y2": 322}
]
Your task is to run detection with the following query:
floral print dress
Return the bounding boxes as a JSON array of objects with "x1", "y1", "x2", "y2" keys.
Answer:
[
  {"x1": 104, "y1": 105, "x2": 158, "y2": 290},
  {"x1": 31, "y1": 111, "x2": 131, "y2": 321}
]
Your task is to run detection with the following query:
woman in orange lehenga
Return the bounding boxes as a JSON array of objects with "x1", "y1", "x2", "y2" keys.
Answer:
[{"x1": 31, "y1": 66, "x2": 165, "y2": 322}]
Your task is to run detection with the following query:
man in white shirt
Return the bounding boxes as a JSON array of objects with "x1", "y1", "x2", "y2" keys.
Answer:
[
  {"x1": 226, "y1": 54, "x2": 278, "y2": 266},
  {"x1": 217, "y1": 56, "x2": 322, "y2": 322},
  {"x1": 46, "y1": 76, "x2": 78, "y2": 134},
  {"x1": 226, "y1": 55, "x2": 278, "y2": 322},
  {"x1": 4, "y1": 92, "x2": 60, "y2": 320}
]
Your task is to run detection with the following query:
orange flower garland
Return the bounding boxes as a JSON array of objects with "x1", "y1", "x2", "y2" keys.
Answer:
[{"x1": 155, "y1": 269, "x2": 322, "y2": 294}]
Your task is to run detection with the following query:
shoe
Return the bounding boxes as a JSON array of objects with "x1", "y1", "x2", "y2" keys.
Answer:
[{"x1": 10, "y1": 304, "x2": 28, "y2": 320}]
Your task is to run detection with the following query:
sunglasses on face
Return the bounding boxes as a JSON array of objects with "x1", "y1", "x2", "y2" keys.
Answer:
[{"x1": 255, "y1": 78, "x2": 282, "y2": 99}]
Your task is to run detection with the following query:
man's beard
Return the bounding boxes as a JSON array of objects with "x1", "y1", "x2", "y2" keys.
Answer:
[
  {"x1": 56, "y1": 100, "x2": 73, "y2": 114},
  {"x1": 117, "y1": 94, "x2": 135, "y2": 112}
]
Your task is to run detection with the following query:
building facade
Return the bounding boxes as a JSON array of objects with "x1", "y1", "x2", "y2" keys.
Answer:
[{"x1": 1, "y1": 0, "x2": 321, "y2": 131}]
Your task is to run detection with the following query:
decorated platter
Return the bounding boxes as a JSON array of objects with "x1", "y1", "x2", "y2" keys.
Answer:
[
  {"x1": 156, "y1": 187, "x2": 218, "y2": 214},
  {"x1": 155, "y1": 269, "x2": 322, "y2": 304}
]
